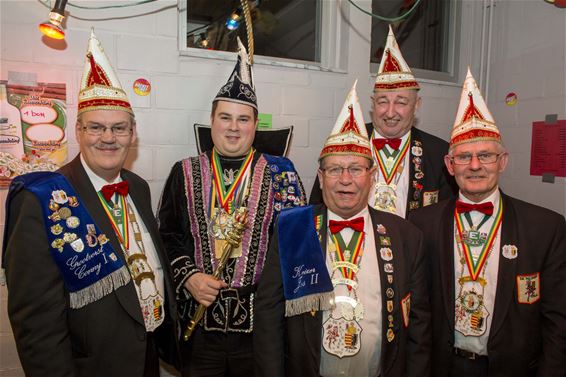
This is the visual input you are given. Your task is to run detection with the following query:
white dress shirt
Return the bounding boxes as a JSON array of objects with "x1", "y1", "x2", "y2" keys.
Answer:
[
  {"x1": 370, "y1": 130, "x2": 410, "y2": 218},
  {"x1": 80, "y1": 156, "x2": 165, "y2": 319},
  {"x1": 453, "y1": 188, "x2": 501, "y2": 355},
  {"x1": 320, "y1": 207, "x2": 382, "y2": 377}
]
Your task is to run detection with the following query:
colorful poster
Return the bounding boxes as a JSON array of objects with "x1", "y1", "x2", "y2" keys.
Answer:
[
  {"x1": 0, "y1": 80, "x2": 66, "y2": 188},
  {"x1": 530, "y1": 120, "x2": 566, "y2": 178}
]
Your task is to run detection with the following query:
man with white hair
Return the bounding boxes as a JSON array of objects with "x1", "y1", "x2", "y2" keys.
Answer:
[{"x1": 409, "y1": 69, "x2": 566, "y2": 377}]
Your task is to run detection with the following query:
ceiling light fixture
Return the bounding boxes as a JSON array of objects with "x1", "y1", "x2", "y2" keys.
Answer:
[{"x1": 39, "y1": 0, "x2": 68, "y2": 40}]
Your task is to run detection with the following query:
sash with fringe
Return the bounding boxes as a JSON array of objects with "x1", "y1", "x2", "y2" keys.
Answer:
[
  {"x1": 278, "y1": 205, "x2": 334, "y2": 317},
  {"x1": 4, "y1": 172, "x2": 131, "y2": 308}
]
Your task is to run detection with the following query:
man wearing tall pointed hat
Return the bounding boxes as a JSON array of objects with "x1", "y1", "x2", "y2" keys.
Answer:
[
  {"x1": 157, "y1": 38, "x2": 306, "y2": 376},
  {"x1": 254, "y1": 81, "x2": 430, "y2": 377},
  {"x1": 2, "y1": 30, "x2": 178, "y2": 377},
  {"x1": 310, "y1": 25, "x2": 455, "y2": 218},
  {"x1": 409, "y1": 69, "x2": 566, "y2": 377}
]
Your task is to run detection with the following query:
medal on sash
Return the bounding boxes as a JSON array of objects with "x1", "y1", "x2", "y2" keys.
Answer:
[
  {"x1": 98, "y1": 192, "x2": 129, "y2": 249},
  {"x1": 209, "y1": 148, "x2": 254, "y2": 259},
  {"x1": 374, "y1": 182, "x2": 398, "y2": 213},
  {"x1": 455, "y1": 287, "x2": 490, "y2": 336},
  {"x1": 461, "y1": 211, "x2": 490, "y2": 247},
  {"x1": 98, "y1": 188, "x2": 164, "y2": 331},
  {"x1": 372, "y1": 135, "x2": 410, "y2": 213},
  {"x1": 322, "y1": 316, "x2": 363, "y2": 358},
  {"x1": 454, "y1": 200, "x2": 503, "y2": 337},
  {"x1": 323, "y1": 226, "x2": 365, "y2": 358},
  {"x1": 126, "y1": 203, "x2": 164, "y2": 332}
]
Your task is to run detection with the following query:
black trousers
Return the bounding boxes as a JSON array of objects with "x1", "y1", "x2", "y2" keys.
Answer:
[
  {"x1": 143, "y1": 332, "x2": 160, "y2": 377},
  {"x1": 181, "y1": 327, "x2": 254, "y2": 377},
  {"x1": 450, "y1": 353, "x2": 488, "y2": 377}
]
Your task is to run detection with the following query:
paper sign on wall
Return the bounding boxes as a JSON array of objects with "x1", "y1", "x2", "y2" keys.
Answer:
[
  {"x1": 0, "y1": 80, "x2": 66, "y2": 188},
  {"x1": 530, "y1": 119, "x2": 566, "y2": 178},
  {"x1": 258, "y1": 113, "x2": 272, "y2": 129}
]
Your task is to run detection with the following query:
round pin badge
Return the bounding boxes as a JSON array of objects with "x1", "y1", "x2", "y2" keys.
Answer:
[
  {"x1": 505, "y1": 92, "x2": 517, "y2": 106},
  {"x1": 133, "y1": 78, "x2": 151, "y2": 96},
  {"x1": 66, "y1": 216, "x2": 80, "y2": 229},
  {"x1": 58, "y1": 207, "x2": 72, "y2": 220},
  {"x1": 380, "y1": 247, "x2": 393, "y2": 261}
]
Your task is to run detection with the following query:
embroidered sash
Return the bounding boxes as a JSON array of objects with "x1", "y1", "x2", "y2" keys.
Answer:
[
  {"x1": 278, "y1": 206, "x2": 334, "y2": 317},
  {"x1": 4, "y1": 172, "x2": 131, "y2": 308}
]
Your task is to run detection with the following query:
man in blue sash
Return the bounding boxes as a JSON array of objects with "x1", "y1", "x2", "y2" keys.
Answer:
[
  {"x1": 254, "y1": 81, "x2": 430, "y2": 377},
  {"x1": 2, "y1": 30, "x2": 177, "y2": 377},
  {"x1": 409, "y1": 69, "x2": 566, "y2": 377},
  {"x1": 310, "y1": 25, "x2": 455, "y2": 217},
  {"x1": 157, "y1": 38, "x2": 306, "y2": 376}
]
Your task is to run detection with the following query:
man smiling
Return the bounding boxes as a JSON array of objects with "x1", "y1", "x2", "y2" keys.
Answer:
[
  {"x1": 158, "y1": 38, "x2": 306, "y2": 376},
  {"x1": 3, "y1": 30, "x2": 178, "y2": 377},
  {"x1": 310, "y1": 25, "x2": 455, "y2": 217},
  {"x1": 409, "y1": 69, "x2": 566, "y2": 377},
  {"x1": 255, "y1": 82, "x2": 430, "y2": 377}
]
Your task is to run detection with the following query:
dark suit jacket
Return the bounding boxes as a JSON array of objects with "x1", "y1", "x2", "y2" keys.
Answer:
[
  {"x1": 254, "y1": 204, "x2": 431, "y2": 377},
  {"x1": 3, "y1": 155, "x2": 179, "y2": 377},
  {"x1": 409, "y1": 193, "x2": 566, "y2": 377},
  {"x1": 310, "y1": 125, "x2": 456, "y2": 217}
]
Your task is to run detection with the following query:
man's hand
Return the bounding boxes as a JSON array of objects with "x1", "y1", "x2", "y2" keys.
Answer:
[{"x1": 184, "y1": 272, "x2": 228, "y2": 307}]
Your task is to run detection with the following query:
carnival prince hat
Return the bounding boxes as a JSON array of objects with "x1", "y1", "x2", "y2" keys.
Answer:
[
  {"x1": 374, "y1": 25, "x2": 420, "y2": 91},
  {"x1": 319, "y1": 80, "x2": 372, "y2": 161},
  {"x1": 213, "y1": 37, "x2": 257, "y2": 111},
  {"x1": 450, "y1": 68, "x2": 501, "y2": 148},
  {"x1": 78, "y1": 29, "x2": 133, "y2": 116}
]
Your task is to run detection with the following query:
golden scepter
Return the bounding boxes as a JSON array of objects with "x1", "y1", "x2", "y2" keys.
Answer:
[{"x1": 183, "y1": 207, "x2": 248, "y2": 341}]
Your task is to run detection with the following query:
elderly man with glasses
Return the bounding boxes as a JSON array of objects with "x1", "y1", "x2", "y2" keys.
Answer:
[
  {"x1": 3, "y1": 31, "x2": 178, "y2": 377},
  {"x1": 254, "y1": 82, "x2": 431, "y2": 377},
  {"x1": 409, "y1": 69, "x2": 566, "y2": 377}
]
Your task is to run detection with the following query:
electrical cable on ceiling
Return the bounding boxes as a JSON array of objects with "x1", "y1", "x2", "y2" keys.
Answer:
[
  {"x1": 347, "y1": 0, "x2": 423, "y2": 22},
  {"x1": 40, "y1": 0, "x2": 158, "y2": 10}
]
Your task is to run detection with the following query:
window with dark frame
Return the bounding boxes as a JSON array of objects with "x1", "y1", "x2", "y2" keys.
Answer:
[
  {"x1": 370, "y1": 0, "x2": 452, "y2": 74},
  {"x1": 186, "y1": 0, "x2": 321, "y2": 63}
]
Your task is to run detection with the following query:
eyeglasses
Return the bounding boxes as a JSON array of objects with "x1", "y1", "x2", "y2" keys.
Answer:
[
  {"x1": 320, "y1": 166, "x2": 371, "y2": 178},
  {"x1": 450, "y1": 152, "x2": 505, "y2": 165},
  {"x1": 82, "y1": 124, "x2": 132, "y2": 136}
]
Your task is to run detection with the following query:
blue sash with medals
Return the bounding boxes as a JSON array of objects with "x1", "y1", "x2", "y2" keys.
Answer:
[
  {"x1": 277, "y1": 205, "x2": 334, "y2": 317},
  {"x1": 264, "y1": 154, "x2": 305, "y2": 212},
  {"x1": 3, "y1": 172, "x2": 131, "y2": 308}
]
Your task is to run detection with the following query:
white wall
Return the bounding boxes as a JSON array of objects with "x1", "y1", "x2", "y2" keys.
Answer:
[
  {"x1": 487, "y1": 0, "x2": 566, "y2": 215},
  {"x1": 0, "y1": 0, "x2": 564, "y2": 375}
]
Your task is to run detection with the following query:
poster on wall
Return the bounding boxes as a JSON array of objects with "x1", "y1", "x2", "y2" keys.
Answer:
[
  {"x1": 0, "y1": 80, "x2": 67, "y2": 188},
  {"x1": 530, "y1": 120, "x2": 566, "y2": 178}
]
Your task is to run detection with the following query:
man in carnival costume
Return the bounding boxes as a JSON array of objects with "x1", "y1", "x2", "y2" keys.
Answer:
[
  {"x1": 3, "y1": 30, "x2": 178, "y2": 377},
  {"x1": 157, "y1": 37, "x2": 306, "y2": 376},
  {"x1": 409, "y1": 69, "x2": 566, "y2": 377},
  {"x1": 311, "y1": 25, "x2": 455, "y2": 217},
  {"x1": 255, "y1": 81, "x2": 430, "y2": 377}
]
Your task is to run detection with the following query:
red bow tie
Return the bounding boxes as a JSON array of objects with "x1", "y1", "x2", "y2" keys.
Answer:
[
  {"x1": 372, "y1": 138, "x2": 402, "y2": 151},
  {"x1": 329, "y1": 217, "x2": 365, "y2": 234},
  {"x1": 100, "y1": 181, "x2": 129, "y2": 202},
  {"x1": 455, "y1": 200, "x2": 494, "y2": 216}
]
